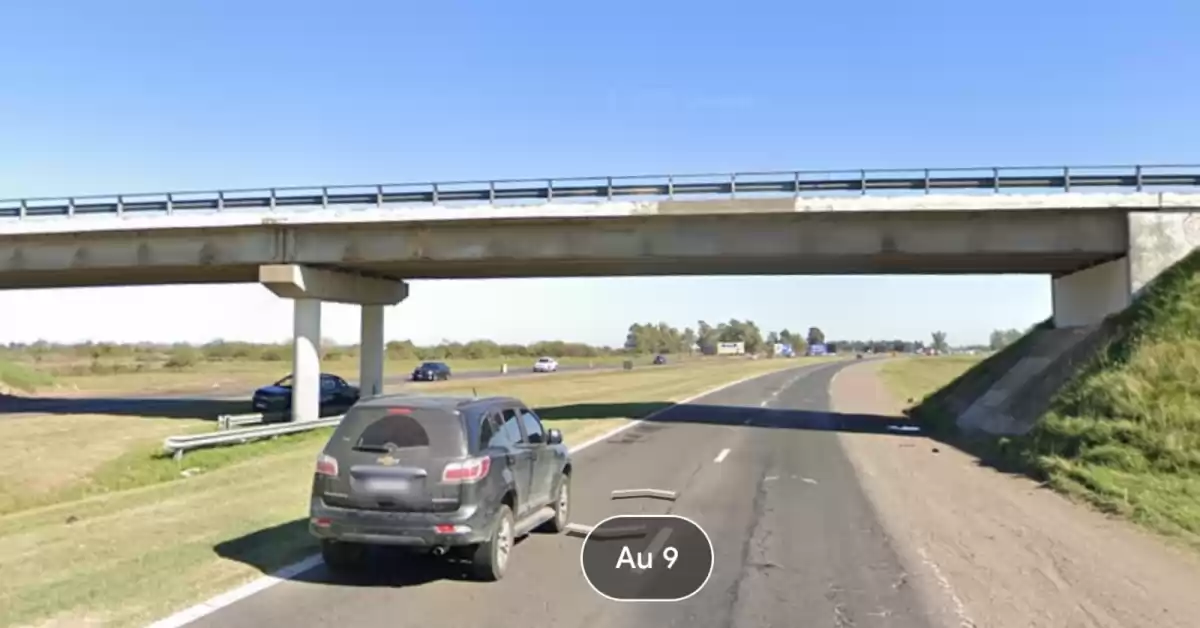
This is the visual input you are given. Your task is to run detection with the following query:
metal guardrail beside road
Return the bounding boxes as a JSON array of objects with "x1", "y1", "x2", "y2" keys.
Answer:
[
  {"x1": 164, "y1": 416, "x2": 344, "y2": 459},
  {"x1": 217, "y1": 412, "x2": 270, "y2": 431},
  {"x1": 2, "y1": 164, "x2": 1198, "y2": 219}
]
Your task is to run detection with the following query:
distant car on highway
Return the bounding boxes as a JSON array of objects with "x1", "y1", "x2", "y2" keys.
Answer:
[
  {"x1": 532, "y1": 357, "x2": 558, "y2": 373},
  {"x1": 411, "y1": 361, "x2": 452, "y2": 381},
  {"x1": 309, "y1": 394, "x2": 571, "y2": 581},
  {"x1": 653, "y1": 354, "x2": 667, "y2": 365},
  {"x1": 252, "y1": 373, "x2": 359, "y2": 418}
]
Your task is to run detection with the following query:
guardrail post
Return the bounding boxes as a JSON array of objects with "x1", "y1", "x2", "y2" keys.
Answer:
[
  {"x1": 116, "y1": 195, "x2": 124, "y2": 216},
  {"x1": 217, "y1": 191, "x2": 225, "y2": 211},
  {"x1": 668, "y1": 175, "x2": 675, "y2": 199},
  {"x1": 923, "y1": 169, "x2": 931, "y2": 194},
  {"x1": 993, "y1": 167, "x2": 1000, "y2": 193},
  {"x1": 18, "y1": 199, "x2": 27, "y2": 219},
  {"x1": 376, "y1": 185, "x2": 384, "y2": 207},
  {"x1": 269, "y1": 188, "x2": 276, "y2": 211},
  {"x1": 68, "y1": 198, "x2": 76, "y2": 217},
  {"x1": 321, "y1": 187, "x2": 329, "y2": 209},
  {"x1": 793, "y1": 171, "x2": 801, "y2": 198},
  {"x1": 488, "y1": 181, "x2": 496, "y2": 204},
  {"x1": 165, "y1": 193, "x2": 173, "y2": 215},
  {"x1": 547, "y1": 179, "x2": 554, "y2": 202},
  {"x1": 1063, "y1": 166, "x2": 1071, "y2": 192},
  {"x1": 1135, "y1": 165, "x2": 1143, "y2": 191},
  {"x1": 730, "y1": 173, "x2": 737, "y2": 199},
  {"x1": 606, "y1": 177, "x2": 613, "y2": 201},
  {"x1": 432, "y1": 183, "x2": 439, "y2": 205},
  {"x1": 860, "y1": 170, "x2": 868, "y2": 195}
]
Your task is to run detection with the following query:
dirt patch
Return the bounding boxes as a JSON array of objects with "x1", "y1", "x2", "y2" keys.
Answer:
[{"x1": 830, "y1": 360, "x2": 1200, "y2": 628}]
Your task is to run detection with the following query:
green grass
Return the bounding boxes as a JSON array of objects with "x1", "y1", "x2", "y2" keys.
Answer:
[
  {"x1": 0, "y1": 359, "x2": 54, "y2": 393},
  {"x1": 888, "y1": 250, "x2": 1200, "y2": 549}
]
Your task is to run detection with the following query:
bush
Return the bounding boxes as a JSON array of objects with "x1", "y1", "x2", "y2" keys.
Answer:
[{"x1": 164, "y1": 347, "x2": 202, "y2": 369}]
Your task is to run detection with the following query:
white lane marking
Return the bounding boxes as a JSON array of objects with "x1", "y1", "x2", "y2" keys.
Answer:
[
  {"x1": 144, "y1": 554, "x2": 323, "y2": 628},
  {"x1": 916, "y1": 546, "x2": 977, "y2": 628},
  {"x1": 759, "y1": 400, "x2": 768, "y2": 407},
  {"x1": 146, "y1": 365, "x2": 821, "y2": 627},
  {"x1": 632, "y1": 526, "x2": 675, "y2": 574},
  {"x1": 801, "y1": 477, "x2": 818, "y2": 485},
  {"x1": 714, "y1": 448, "x2": 731, "y2": 463},
  {"x1": 764, "y1": 475, "x2": 779, "y2": 482}
]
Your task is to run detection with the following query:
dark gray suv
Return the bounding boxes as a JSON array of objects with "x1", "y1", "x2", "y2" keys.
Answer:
[{"x1": 309, "y1": 394, "x2": 572, "y2": 581}]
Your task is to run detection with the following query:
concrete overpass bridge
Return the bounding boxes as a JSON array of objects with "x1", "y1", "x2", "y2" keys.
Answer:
[{"x1": 2, "y1": 165, "x2": 1198, "y2": 422}]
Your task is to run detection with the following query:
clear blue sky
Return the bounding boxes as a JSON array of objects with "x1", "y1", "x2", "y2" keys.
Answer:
[{"x1": 1, "y1": 0, "x2": 1196, "y2": 347}]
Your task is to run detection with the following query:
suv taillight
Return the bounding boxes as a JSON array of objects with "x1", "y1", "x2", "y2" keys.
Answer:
[
  {"x1": 316, "y1": 454, "x2": 339, "y2": 477},
  {"x1": 442, "y1": 456, "x2": 491, "y2": 484}
]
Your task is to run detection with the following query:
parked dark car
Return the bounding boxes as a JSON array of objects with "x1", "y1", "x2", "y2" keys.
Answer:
[
  {"x1": 251, "y1": 373, "x2": 360, "y2": 418},
  {"x1": 309, "y1": 394, "x2": 572, "y2": 581},
  {"x1": 412, "y1": 361, "x2": 452, "y2": 381},
  {"x1": 653, "y1": 354, "x2": 667, "y2": 365}
]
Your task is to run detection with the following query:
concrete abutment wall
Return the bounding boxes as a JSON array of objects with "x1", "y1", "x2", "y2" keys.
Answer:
[{"x1": 1052, "y1": 210, "x2": 1200, "y2": 329}]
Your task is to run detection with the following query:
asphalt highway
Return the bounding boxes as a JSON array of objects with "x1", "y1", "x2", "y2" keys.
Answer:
[{"x1": 186, "y1": 360, "x2": 934, "y2": 628}]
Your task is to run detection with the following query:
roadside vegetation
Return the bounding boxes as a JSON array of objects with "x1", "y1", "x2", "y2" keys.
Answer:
[
  {"x1": 0, "y1": 358, "x2": 815, "y2": 628},
  {"x1": 887, "y1": 250, "x2": 1200, "y2": 549}
]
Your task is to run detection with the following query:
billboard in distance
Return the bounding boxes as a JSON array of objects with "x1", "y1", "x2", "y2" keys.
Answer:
[{"x1": 716, "y1": 342, "x2": 745, "y2": 355}]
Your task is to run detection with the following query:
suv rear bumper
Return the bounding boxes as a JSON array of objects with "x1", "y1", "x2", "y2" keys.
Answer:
[{"x1": 309, "y1": 499, "x2": 495, "y2": 548}]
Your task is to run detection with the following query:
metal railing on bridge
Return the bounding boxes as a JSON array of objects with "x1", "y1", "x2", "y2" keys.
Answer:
[{"x1": 3, "y1": 164, "x2": 1198, "y2": 219}]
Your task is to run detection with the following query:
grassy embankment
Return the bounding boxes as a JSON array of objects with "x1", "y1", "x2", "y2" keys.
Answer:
[
  {"x1": 882, "y1": 250, "x2": 1200, "y2": 549},
  {"x1": 0, "y1": 357, "x2": 816, "y2": 628}
]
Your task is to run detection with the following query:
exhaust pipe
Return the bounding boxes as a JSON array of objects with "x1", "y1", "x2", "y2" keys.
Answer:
[{"x1": 431, "y1": 546, "x2": 447, "y2": 557}]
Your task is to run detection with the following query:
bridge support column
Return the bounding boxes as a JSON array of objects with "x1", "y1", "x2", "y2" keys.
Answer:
[
  {"x1": 260, "y1": 264, "x2": 408, "y2": 423},
  {"x1": 1051, "y1": 258, "x2": 1131, "y2": 328},
  {"x1": 359, "y1": 305, "x2": 386, "y2": 399},
  {"x1": 292, "y1": 298, "x2": 322, "y2": 422}
]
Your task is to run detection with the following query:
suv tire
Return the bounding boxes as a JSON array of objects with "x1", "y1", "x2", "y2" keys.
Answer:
[
  {"x1": 470, "y1": 504, "x2": 514, "y2": 581},
  {"x1": 321, "y1": 539, "x2": 366, "y2": 573},
  {"x1": 539, "y1": 474, "x2": 570, "y2": 533}
]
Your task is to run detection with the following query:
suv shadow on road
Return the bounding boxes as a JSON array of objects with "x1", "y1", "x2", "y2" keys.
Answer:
[
  {"x1": 214, "y1": 518, "x2": 533, "y2": 587},
  {"x1": 0, "y1": 394, "x2": 251, "y2": 420}
]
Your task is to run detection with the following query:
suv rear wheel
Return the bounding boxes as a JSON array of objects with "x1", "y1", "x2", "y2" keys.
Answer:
[
  {"x1": 321, "y1": 539, "x2": 367, "y2": 573},
  {"x1": 539, "y1": 474, "x2": 570, "y2": 533},
  {"x1": 470, "y1": 504, "x2": 514, "y2": 581}
]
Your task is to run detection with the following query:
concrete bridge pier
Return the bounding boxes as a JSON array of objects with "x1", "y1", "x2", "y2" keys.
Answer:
[{"x1": 259, "y1": 264, "x2": 409, "y2": 422}]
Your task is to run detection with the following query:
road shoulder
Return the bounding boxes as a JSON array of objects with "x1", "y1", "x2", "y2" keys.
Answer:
[{"x1": 830, "y1": 360, "x2": 1200, "y2": 628}]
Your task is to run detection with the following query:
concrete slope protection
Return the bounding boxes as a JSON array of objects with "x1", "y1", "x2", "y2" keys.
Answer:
[
  {"x1": 909, "y1": 248, "x2": 1200, "y2": 547},
  {"x1": 171, "y1": 361, "x2": 935, "y2": 628}
]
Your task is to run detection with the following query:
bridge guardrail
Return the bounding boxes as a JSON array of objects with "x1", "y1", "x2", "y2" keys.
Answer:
[
  {"x1": 164, "y1": 416, "x2": 344, "y2": 459},
  {"x1": 3, "y1": 164, "x2": 1198, "y2": 219}
]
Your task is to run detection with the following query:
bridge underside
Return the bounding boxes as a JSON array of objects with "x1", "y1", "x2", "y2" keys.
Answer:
[
  {"x1": 0, "y1": 208, "x2": 1130, "y2": 289},
  {"x1": 0, "y1": 252, "x2": 1123, "y2": 289}
]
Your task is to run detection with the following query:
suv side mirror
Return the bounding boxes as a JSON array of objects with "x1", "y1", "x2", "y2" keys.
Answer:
[{"x1": 546, "y1": 429, "x2": 563, "y2": 445}]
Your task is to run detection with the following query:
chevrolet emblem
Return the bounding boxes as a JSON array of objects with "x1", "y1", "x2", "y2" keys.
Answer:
[{"x1": 377, "y1": 455, "x2": 400, "y2": 466}]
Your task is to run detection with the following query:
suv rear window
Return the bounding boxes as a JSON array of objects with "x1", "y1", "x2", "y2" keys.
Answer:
[{"x1": 332, "y1": 407, "x2": 467, "y2": 457}]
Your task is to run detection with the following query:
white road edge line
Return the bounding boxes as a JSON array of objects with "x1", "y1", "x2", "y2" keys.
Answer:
[
  {"x1": 144, "y1": 364, "x2": 813, "y2": 628},
  {"x1": 713, "y1": 448, "x2": 731, "y2": 463}
]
